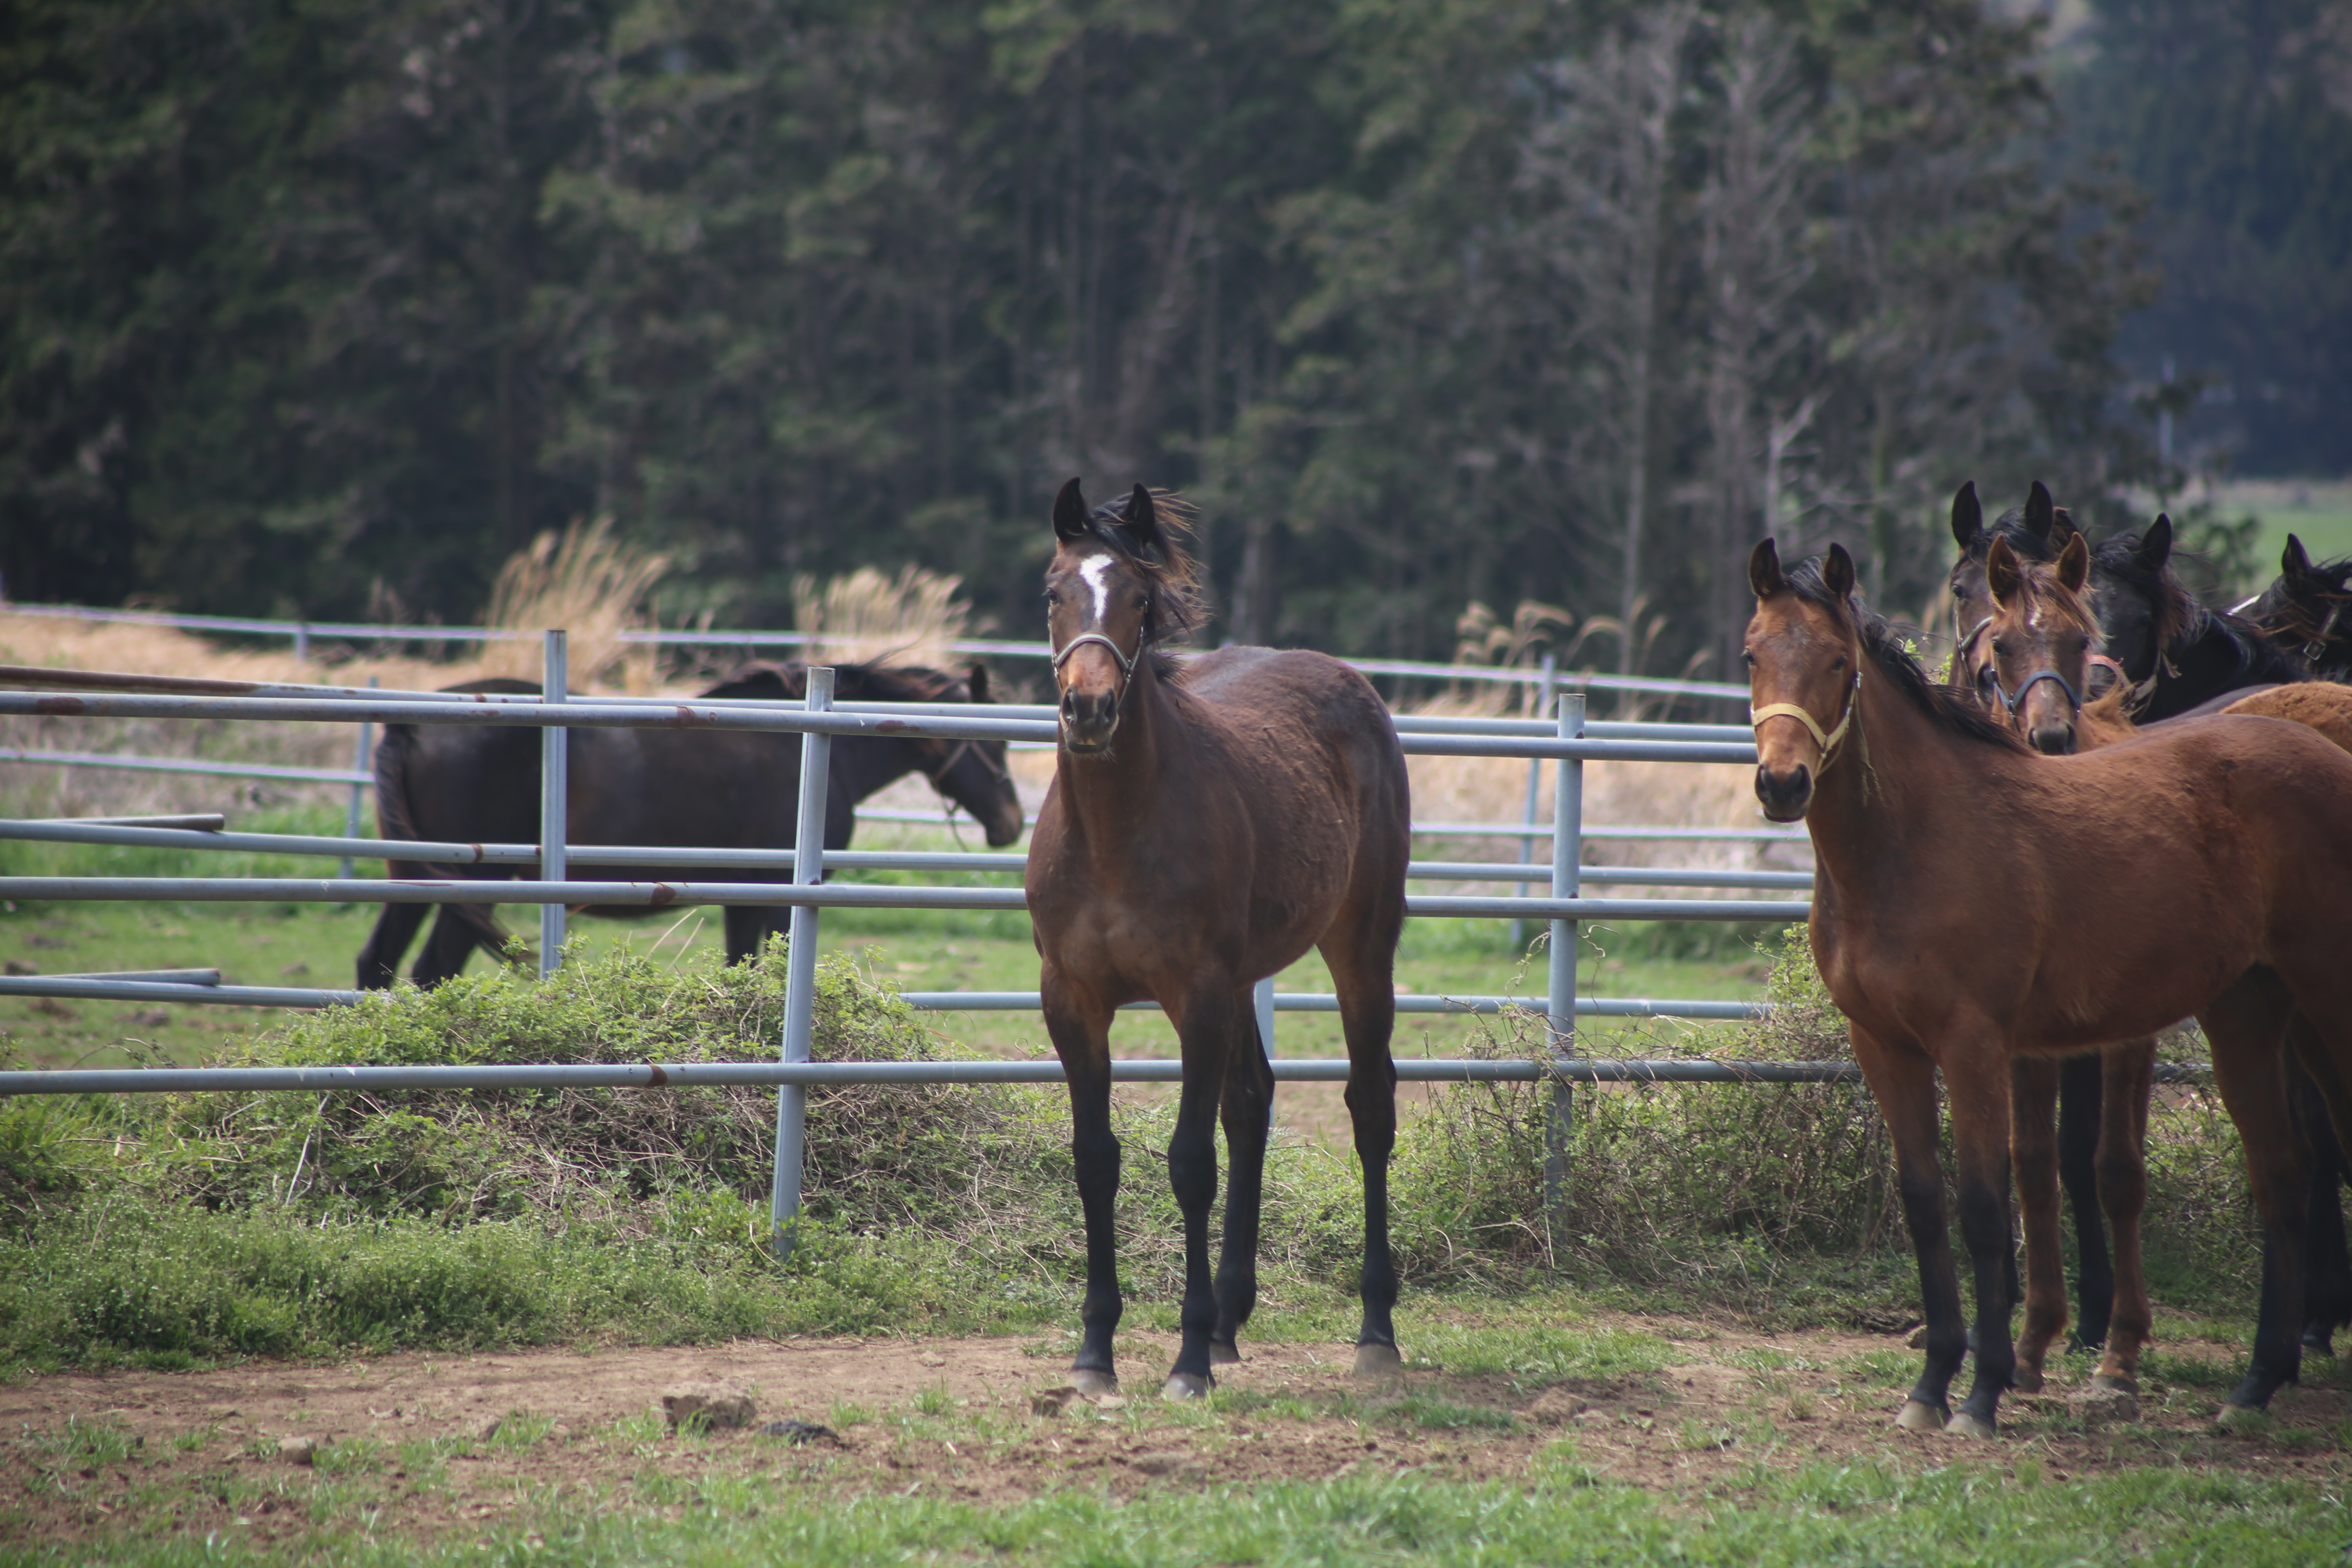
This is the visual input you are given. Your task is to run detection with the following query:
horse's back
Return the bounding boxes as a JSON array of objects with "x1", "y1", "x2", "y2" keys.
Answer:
[{"x1": 1176, "y1": 647, "x2": 1407, "y2": 809}]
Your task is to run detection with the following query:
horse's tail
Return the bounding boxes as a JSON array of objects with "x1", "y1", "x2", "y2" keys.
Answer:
[{"x1": 373, "y1": 721, "x2": 521, "y2": 968}]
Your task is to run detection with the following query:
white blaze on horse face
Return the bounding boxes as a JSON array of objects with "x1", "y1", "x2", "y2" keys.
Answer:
[{"x1": 1079, "y1": 554, "x2": 1116, "y2": 628}]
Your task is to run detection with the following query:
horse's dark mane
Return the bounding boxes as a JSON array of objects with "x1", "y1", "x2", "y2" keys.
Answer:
[
  {"x1": 1075, "y1": 490, "x2": 1205, "y2": 675},
  {"x1": 1786, "y1": 559, "x2": 2028, "y2": 752},
  {"x1": 699, "y1": 661, "x2": 968, "y2": 703}
]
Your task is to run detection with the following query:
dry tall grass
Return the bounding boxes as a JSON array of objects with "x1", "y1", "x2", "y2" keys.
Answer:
[
  {"x1": 791, "y1": 565, "x2": 969, "y2": 668},
  {"x1": 476, "y1": 517, "x2": 668, "y2": 693}
]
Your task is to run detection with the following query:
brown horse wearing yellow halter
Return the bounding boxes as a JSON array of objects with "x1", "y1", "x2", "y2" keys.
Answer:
[
  {"x1": 1748, "y1": 537, "x2": 2352, "y2": 1434},
  {"x1": 1024, "y1": 481, "x2": 1411, "y2": 1399}
]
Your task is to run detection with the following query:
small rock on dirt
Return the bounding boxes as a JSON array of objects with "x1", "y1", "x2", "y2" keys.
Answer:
[
  {"x1": 757, "y1": 1420, "x2": 840, "y2": 1447},
  {"x1": 1128, "y1": 1450, "x2": 1204, "y2": 1480},
  {"x1": 1030, "y1": 1387, "x2": 1079, "y2": 1417},
  {"x1": 277, "y1": 1435, "x2": 318, "y2": 1466},
  {"x1": 659, "y1": 1383, "x2": 756, "y2": 1432},
  {"x1": 2073, "y1": 1387, "x2": 2139, "y2": 1425}
]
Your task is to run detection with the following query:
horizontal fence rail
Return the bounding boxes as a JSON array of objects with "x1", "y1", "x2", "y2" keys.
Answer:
[
  {"x1": 0, "y1": 608, "x2": 1751, "y2": 701},
  {"x1": 0, "y1": 817, "x2": 1815, "y2": 892}
]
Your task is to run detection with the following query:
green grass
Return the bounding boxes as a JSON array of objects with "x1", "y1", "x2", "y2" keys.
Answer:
[{"x1": 0, "y1": 1462, "x2": 2343, "y2": 1566}]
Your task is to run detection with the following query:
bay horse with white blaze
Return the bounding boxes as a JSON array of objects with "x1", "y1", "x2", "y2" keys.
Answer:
[
  {"x1": 1748, "y1": 538, "x2": 2352, "y2": 1434},
  {"x1": 1025, "y1": 481, "x2": 1410, "y2": 1400}
]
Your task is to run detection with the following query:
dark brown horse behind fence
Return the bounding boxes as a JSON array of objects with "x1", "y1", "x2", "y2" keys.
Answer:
[
  {"x1": 1747, "y1": 537, "x2": 2352, "y2": 1436},
  {"x1": 1024, "y1": 481, "x2": 1411, "y2": 1400},
  {"x1": 357, "y1": 662, "x2": 1024, "y2": 987}
]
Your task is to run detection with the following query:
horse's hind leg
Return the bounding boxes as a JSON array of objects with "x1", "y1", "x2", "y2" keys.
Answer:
[
  {"x1": 2092, "y1": 1039, "x2": 2154, "y2": 1394},
  {"x1": 356, "y1": 899, "x2": 429, "y2": 989},
  {"x1": 2009, "y1": 1056, "x2": 2067, "y2": 1393},
  {"x1": 2056, "y1": 1048, "x2": 2114, "y2": 1349},
  {"x1": 1042, "y1": 974, "x2": 1123, "y2": 1396},
  {"x1": 2287, "y1": 1052, "x2": 2352, "y2": 1353},
  {"x1": 1211, "y1": 988, "x2": 1275, "y2": 1367},
  {"x1": 2199, "y1": 968, "x2": 2307, "y2": 1414},
  {"x1": 1321, "y1": 915, "x2": 1401, "y2": 1379},
  {"x1": 412, "y1": 906, "x2": 481, "y2": 986}
]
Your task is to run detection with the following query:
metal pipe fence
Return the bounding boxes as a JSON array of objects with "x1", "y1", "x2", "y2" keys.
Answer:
[{"x1": 1, "y1": 657, "x2": 1799, "y2": 1244}]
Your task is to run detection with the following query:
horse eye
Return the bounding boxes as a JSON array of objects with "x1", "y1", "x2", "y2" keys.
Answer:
[
  {"x1": 1133, "y1": 595, "x2": 1149, "y2": 611},
  {"x1": 1830, "y1": 655, "x2": 1845, "y2": 670},
  {"x1": 1045, "y1": 590, "x2": 1060, "y2": 606},
  {"x1": 1740, "y1": 650, "x2": 1755, "y2": 666}
]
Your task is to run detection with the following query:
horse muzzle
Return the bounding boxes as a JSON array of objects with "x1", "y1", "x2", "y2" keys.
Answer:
[
  {"x1": 1058, "y1": 688, "x2": 1122, "y2": 753},
  {"x1": 2027, "y1": 721, "x2": 2078, "y2": 756},
  {"x1": 1754, "y1": 762, "x2": 1814, "y2": 822}
]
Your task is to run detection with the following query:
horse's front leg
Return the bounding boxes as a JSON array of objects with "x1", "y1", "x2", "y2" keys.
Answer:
[
  {"x1": 2009, "y1": 1055, "x2": 2067, "y2": 1393},
  {"x1": 1163, "y1": 986, "x2": 1236, "y2": 1398},
  {"x1": 1042, "y1": 973, "x2": 1123, "y2": 1396},
  {"x1": 1944, "y1": 1048, "x2": 2019, "y2": 1436},
  {"x1": 2094, "y1": 1038, "x2": 2155, "y2": 1393},
  {"x1": 1853, "y1": 1025, "x2": 1968, "y2": 1433},
  {"x1": 1212, "y1": 985, "x2": 1275, "y2": 1367}
]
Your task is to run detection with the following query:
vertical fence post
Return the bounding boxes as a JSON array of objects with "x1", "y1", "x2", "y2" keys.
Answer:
[
  {"x1": 340, "y1": 675, "x2": 376, "y2": 880},
  {"x1": 772, "y1": 666, "x2": 835, "y2": 1256},
  {"x1": 1510, "y1": 653, "x2": 1557, "y2": 952},
  {"x1": 1543, "y1": 692, "x2": 1586, "y2": 1259},
  {"x1": 539, "y1": 632, "x2": 568, "y2": 979}
]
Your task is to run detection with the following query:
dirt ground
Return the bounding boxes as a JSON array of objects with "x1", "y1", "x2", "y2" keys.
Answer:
[{"x1": 5, "y1": 1313, "x2": 2349, "y2": 1550}]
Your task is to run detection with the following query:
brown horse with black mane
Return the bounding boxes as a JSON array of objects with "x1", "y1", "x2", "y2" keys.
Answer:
[
  {"x1": 1025, "y1": 480, "x2": 1410, "y2": 1400},
  {"x1": 1747, "y1": 537, "x2": 2352, "y2": 1434}
]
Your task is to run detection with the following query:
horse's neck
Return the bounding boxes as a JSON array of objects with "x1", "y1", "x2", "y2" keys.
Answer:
[
  {"x1": 2146, "y1": 622, "x2": 2295, "y2": 719},
  {"x1": 1052, "y1": 669, "x2": 1172, "y2": 858},
  {"x1": 1802, "y1": 669, "x2": 1992, "y2": 897}
]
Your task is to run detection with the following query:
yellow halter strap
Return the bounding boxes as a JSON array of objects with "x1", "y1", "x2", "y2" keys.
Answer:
[{"x1": 1751, "y1": 668, "x2": 1862, "y2": 773}]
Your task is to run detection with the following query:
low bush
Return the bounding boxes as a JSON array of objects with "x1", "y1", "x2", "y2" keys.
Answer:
[{"x1": 0, "y1": 925, "x2": 2267, "y2": 1368}]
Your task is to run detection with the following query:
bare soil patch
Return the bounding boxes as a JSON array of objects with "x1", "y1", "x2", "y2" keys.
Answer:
[{"x1": 4, "y1": 1314, "x2": 2345, "y2": 1550}]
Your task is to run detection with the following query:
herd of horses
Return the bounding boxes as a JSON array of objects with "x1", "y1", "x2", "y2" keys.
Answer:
[{"x1": 356, "y1": 474, "x2": 2352, "y2": 1431}]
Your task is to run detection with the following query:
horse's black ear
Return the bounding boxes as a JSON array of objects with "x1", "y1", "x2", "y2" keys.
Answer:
[
  {"x1": 2024, "y1": 480, "x2": 2055, "y2": 543},
  {"x1": 1986, "y1": 535, "x2": 2023, "y2": 604},
  {"x1": 1053, "y1": 478, "x2": 1090, "y2": 541},
  {"x1": 2137, "y1": 514, "x2": 2174, "y2": 571},
  {"x1": 1950, "y1": 481, "x2": 1982, "y2": 550},
  {"x1": 1121, "y1": 484, "x2": 1160, "y2": 552},
  {"x1": 967, "y1": 663, "x2": 990, "y2": 704},
  {"x1": 1748, "y1": 537, "x2": 1786, "y2": 599},
  {"x1": 1823, "y1": 543, "x2": 1857, "y2": 601},
  {"x1": 2284, "y1": 533, "x2": 2313, "y2": 577},
  {"x1": 2051, "y1": 504, "x2": 2078, "y2": 541}
]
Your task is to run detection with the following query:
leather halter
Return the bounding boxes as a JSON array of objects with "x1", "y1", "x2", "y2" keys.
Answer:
[
  {"x1": 1049, "y1": 619, "x2": 1148, "y2": 737},
  {"x1": 1752, "y1": 667, "x2": 1862, "y2": 773}
]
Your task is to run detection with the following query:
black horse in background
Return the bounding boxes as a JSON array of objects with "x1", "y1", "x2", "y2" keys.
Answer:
[
  {"x1": 356, "y1": 662, "x2": 1026, "y2": 988},
  {"x1": 2243, "y1": 534, "x2": 2352, "y2": 683},
  {"x1": 1950, "y1": 488, "x2": 2352, "y2": 1352}
]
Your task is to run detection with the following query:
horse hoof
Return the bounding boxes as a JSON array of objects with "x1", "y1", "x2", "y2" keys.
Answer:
[
  {"x1": 1162, "y1": 1372, "x2": 1213, "y2": 1401},
  {"x1": 1071, "y1": 1368, "x2": 1119, "y2": 1399},
  {"x1": 1209, "y1": 1340, "x2": 1241, "y2": 1367},
  {"x1": 1353, "y1": 1342, "x2": 1405, "y2": 1383},
  {"x1": 2090, "y1": 1372, "x2": 2140, "y2": 1396},
  {"x1": 2011, "y1": 1366, "x2": 2045, "y2": 1394},
  {"x1": 2214, "y1": 1403, "x2": 2272, "y2": 1436},
  {"x1": 1943, "y1": 1412, "x2": 1998, "y2": 1439},
  {"x1": 1893, "y1": 1400, "x2": 1947, "y2": 1433}
]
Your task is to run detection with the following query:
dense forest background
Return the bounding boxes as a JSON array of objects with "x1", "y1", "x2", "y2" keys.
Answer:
[{"x1": 4, "y1": 0, "x2": 2346, "y2": 676}]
